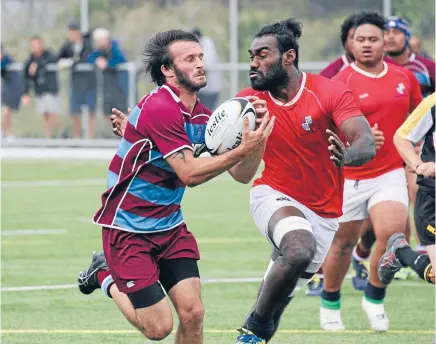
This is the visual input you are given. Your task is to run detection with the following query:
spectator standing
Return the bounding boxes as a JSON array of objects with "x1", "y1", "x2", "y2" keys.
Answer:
[
  {"x1": 88, "y1": 28, "x2": 128, "y2": 123},
  {"x1": 58, "y1": 22, "x2": 97, "y2": 138},
  {"x1": 1, "y1": 45, "x2": 23, "y2": 140},
  {"x1": 22, "y1": 36, "x2": 61, "y2": 139}
]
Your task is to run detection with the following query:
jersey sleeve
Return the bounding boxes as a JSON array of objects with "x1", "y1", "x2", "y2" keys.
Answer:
[
  {"x1": 329, "y1": 82, "x2": 363, "y2": 127},
  {"x1": 235, "y1": 87, "x2": 258, "y2": 98},
  {"x1": 139, "y1": 102, "x2": 193, "y2": 159},
  {"x1": 406, "y1": 68, "x2": 424, "y2": 112},
  {"x1": 397, "y1": 93, "x2": 435, "y2": 144}
]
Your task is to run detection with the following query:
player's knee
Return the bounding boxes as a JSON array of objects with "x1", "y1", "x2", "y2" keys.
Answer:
[
  {"x1": 281, "y1": 230, "x2": 317, "y2": 269},
  {"x1": 141, "y1": 319, "x2": 173, "y2": 341},
  {"x1": 178, "y1": 301, "x2": 205, "y2": 328},
  {"x1": 138, "y1": 314, "x2": 173, "y2": 341}
]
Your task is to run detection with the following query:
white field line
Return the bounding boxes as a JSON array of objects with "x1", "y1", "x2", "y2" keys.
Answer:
[
  {"x1": 2, "y1": 179, "x2": 106, "y2": 188},
  {"x1": 1, "y1": 276, "x2": 431, "y2": 292},
  {"x1": 1, "y1": 229, "x2": 68, "y2": 236}
]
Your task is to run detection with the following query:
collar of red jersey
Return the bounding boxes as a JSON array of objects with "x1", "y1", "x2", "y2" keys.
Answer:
[
  {"x1": 350, "y1": 61, "x2": 389, "y2": 79},
  {"x1": 267, "y1": 71, "x2": 307, "y2": 106}
]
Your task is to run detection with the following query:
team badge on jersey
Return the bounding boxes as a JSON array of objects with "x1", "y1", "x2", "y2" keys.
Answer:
[
  {"x1": 302, "y1": 116, "x2": 313, "y2": 131},
  {"x1": 396, "y1": 83, "x2": 405, "y2": 95}
]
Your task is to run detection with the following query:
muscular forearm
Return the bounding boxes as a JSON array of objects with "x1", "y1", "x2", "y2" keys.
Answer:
[
  {"x1": 344, "y1": 133, "x2": 375, "y2": 167},
  {"x1": 228, "y1": 145, "x2": 265, "y2": 184},
  {"x1": 183, "y1": 148, "x2": 247, "y2": 187},
  {"x1": 393, "y1": 134, "x2": 422, "y2": 171}
]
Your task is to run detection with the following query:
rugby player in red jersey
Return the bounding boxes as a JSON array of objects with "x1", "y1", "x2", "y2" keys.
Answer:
[{"x1": 320, "y1": 12, "x2": 422, "y2": 332}]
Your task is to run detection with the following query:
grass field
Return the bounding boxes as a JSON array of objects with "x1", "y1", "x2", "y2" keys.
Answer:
[{"x1": 1, "y1": 160, "x2": 435, "y2": 344}]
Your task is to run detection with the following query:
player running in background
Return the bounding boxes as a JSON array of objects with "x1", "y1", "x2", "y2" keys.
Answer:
[
  {"x1": 320, "y1": 12, "x2": 423, "y2": 332},
  {"x1": 306, "y1": 14, "x2": 359, "y2": 296},
  {"x1": 319, "y1": 14, "x2": 357, "y2": 79},
  {"x1": 76, "y1": 29, "x2": 274, "y2": 343},
  {"x1": 352, "y1": 16, "x2": 436, "y2": 282},
  {"x1": 378, "y1": 93, "x2": 436, "y2": 284},
  {"x1": 233, "y1": 19, "x2": 374, "y2": 344},
  {"x1": 378, "y1": 92, "x2": 435, "y2": 285}
]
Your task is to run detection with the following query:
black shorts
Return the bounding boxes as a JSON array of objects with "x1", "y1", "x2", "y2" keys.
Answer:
[{"x1": 415, "y1": 187, "x2": 435, "y2": 246}]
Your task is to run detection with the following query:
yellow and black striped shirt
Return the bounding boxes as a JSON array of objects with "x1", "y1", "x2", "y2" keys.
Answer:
[{"x1": 397, "y1": 92, "x2": 435, "y2": 189}]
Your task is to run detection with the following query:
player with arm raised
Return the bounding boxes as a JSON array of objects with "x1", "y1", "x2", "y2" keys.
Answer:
[
  {"x1": 378, "y1": 93, "x2": 435, "y2": 286},
  {"x1": 232, "y1": 19, "x2": 374, "y2": 344},
  {"x1": 76, "y1": 29, "x2": 274, "y2": 344},
  {"x1": 108, "y1": 20, "x2": 375, "y2": 344},
  {"x1": 320, "y1": 12, "x2": 423, "y2": 332}
]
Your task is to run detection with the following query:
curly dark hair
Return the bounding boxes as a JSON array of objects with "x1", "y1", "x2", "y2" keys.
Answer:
[
  {"x1": 255, "y1": 18, "x2": 303, "y2": 68},
  {"x1": 142, "y1": 30, "x2": 199, "y2": 86},
  {"x1": 340, "y1": 14, "x2": 358, "y2": 47},
  {"x1": 354, "y1": 11, "x2": 386, "y2": 32}
]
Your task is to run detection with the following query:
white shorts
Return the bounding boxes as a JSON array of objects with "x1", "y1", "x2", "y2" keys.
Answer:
[
  {"x1": 250, "y1": 184, "x2": 339, "y2": 273},
  {"x1": 339, "y1": 168, "x2": 408, "y2": 223},
  {"x1": 35, "y1": 93, "x2": 59, "y2": 115}
]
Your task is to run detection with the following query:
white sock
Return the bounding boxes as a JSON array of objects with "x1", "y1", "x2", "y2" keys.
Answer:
[{"x1": 352, "y1": 246, "x2": 369, "y2": 262}]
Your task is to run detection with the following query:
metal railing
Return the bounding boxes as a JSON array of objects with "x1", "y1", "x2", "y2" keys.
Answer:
[{"x1": 3, "y1": 60, "x2": 329, "y2": 146}]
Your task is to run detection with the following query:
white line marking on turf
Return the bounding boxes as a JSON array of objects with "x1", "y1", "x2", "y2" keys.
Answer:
[
  {"x1": 1, "y1": 276, "x2": 431, "y2": 292},
  {"x1": 1, "y1": 329, "x2": 434, "y2": 335},
  {"x1": 1, "y1": 284, "x2": 76, "y2": 292},
  {"x1": 2, "y1": 179, "x2": 106, "y2": 188},
  {"x1": 1, "y1": 229, "x2": 68, "y2": 237}
]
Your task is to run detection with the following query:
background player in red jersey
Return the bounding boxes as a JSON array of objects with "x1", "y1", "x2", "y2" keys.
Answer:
[
  {"x1": 319, "y1": 14, "x2": 357, "y2": 79},
  {"x1": 320, "y1": 12, "x2": 423, "y2": 332},
  {"x1": 232, "y1": 19, "x2": 375, "y2": 344},
  {"x1": 77, "y1": 29, "x2": 274, "y2": 344},
  {"x1": 352, "y1": 15, "x2": 436, "y2": 282}
]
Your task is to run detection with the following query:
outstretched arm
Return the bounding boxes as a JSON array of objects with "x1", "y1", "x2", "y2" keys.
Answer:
[{"x1": 327, "y1": 116, "x2": 375, "y2": 167}]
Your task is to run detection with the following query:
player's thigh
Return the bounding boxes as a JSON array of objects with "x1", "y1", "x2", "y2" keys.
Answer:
[
  {"x1": 101, "y1": 227, "x2": 173, "y2": 331},
  {"x1": 168, "y1": 276, "x2": 204, "y2": 326},
  {"x1": 358, "y1": 218, "x2": 374, "y2": 237},
  {"x1": 339, "y1": 178, "x2": 372, "y2": 223},
  {"x1": 368, "y1": 168, "x2": 409, "y2": 239},
  {"x1": 250, "y1": 184, "x2": 334, "y2": 273},
  {"x1": 158, "y1": 224, "x2": 200, "y2": 293},
  {"x1": 414, "y1": 187, "x2": 435, "y2": 248},
  {"x1": 250, "y1": 185, "x2": 310, "y2": 247},
  {"x1": 329, "y1": 220, "x2": 364, "y2": 256},
  {"x1": 158, "y1": 225, "x2": 203, "y2": 326}
]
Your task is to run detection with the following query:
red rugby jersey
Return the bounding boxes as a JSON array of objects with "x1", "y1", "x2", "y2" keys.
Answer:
[{"x1": 237, "y1": 72, "x2": 363, "y2": 218}]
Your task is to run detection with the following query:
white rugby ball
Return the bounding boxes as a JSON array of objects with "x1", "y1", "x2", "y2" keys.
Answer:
[{"x1": 205, "y1": 97, "x2": 256, "y2": 155}]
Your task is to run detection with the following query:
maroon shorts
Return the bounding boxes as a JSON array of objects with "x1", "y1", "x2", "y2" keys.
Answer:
[{"x1": 102, "y1": 223, "x2": 200, "y2": 294}]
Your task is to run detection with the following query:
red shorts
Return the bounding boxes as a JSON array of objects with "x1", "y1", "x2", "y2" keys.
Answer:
[{"x1": 102, "y1": 223, "x2": 200, "y2": 294}]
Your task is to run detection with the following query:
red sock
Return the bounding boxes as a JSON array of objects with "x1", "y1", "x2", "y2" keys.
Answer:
[{"x1": 97, "y1": 270, "x2": 111, "y2": 287}]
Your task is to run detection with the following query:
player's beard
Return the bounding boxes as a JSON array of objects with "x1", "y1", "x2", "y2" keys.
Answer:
[
  {"x1": 250, "y1": 58, "x2": 289, "y2": 92},
  {"x1": 386, "y1": 45, "x2": 407, "y2": 57},
  {"x1": 174, "y1": 65, "x2": 206, "y2": 93}
]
